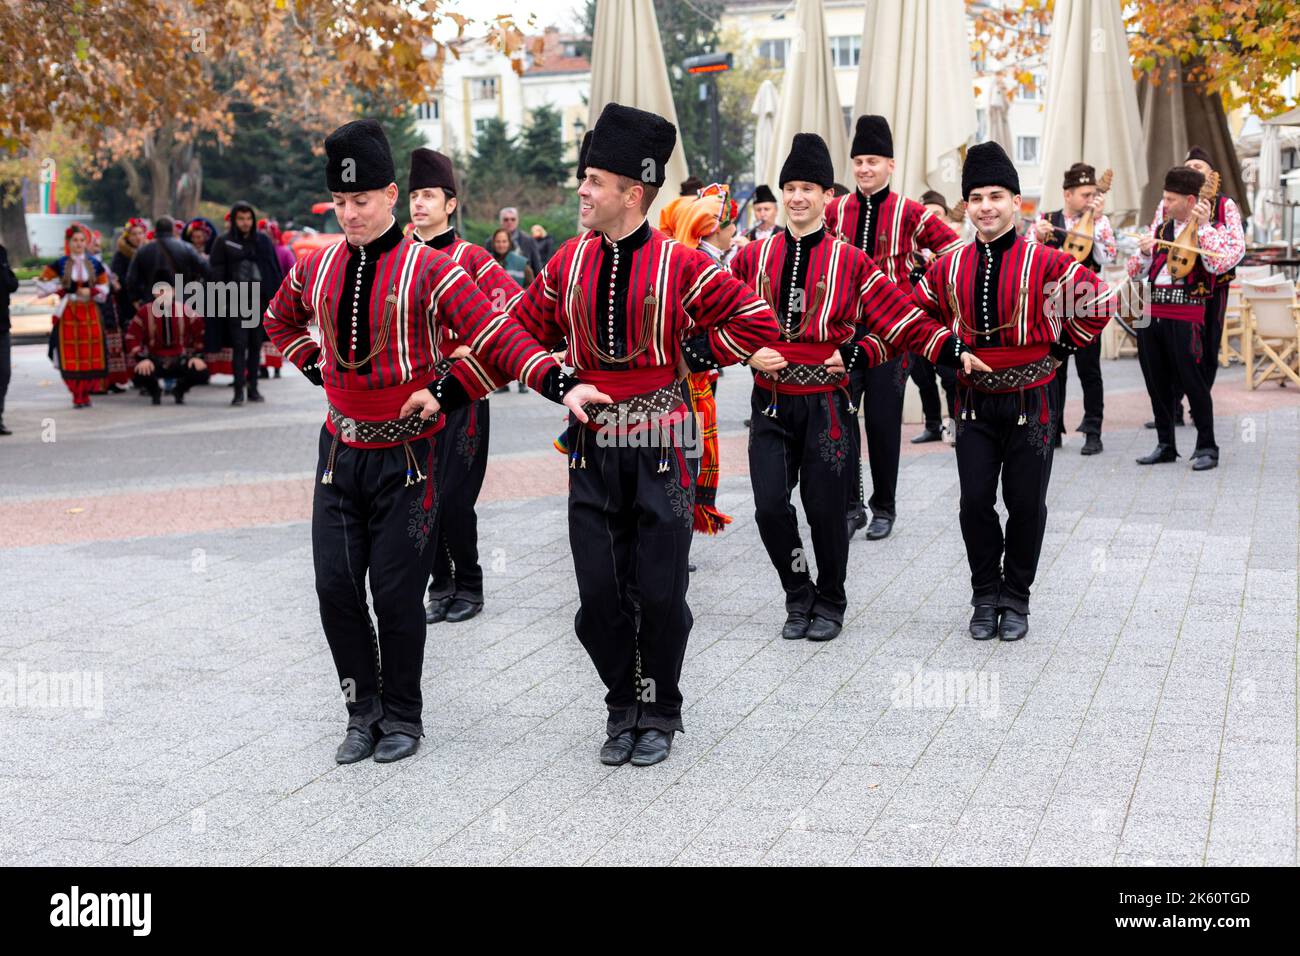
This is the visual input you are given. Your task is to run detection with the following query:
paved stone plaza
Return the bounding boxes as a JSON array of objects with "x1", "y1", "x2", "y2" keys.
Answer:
[{"x1": 1, "y1": 342, "x2": 1296, "y2": 866}]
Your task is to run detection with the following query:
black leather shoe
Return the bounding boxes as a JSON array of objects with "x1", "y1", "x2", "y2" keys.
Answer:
[
  {"x1": 1144, "y1": 419, "x2": 1156, "y2": 429},
  {"x1": 781, "y1": 611, "x2": 810, "y2": 640},
  {"x1": 248, "y1": 389, "x2": 265, "y2": 403},
  {"x1": 173, "y1": 391, "x2": 186, "y2": 405},
  {"x1": 1191, "y1": 453, "x2": 1219, "y2": 471},
  {"x1": 846, "y1": 505, "x2": 867, "y2": 539},
  {"x1": 0, "y1": 419, "x2": 10, "y2": 436},
  {"x1": 805, "y1": 616, "x2": 842, "y2": 642},
  {"x1": 373, "y1": 731, "x2": 420, "y2": 763},
  {"x1": 1081, "y1": 434, "x2": 1103, "y2": 455},
  {"x1": 998, "y1": 609, "x2": 1029, "y2": 641},
  {"x1": 425, "y1": 596, "x2": 451, "y2": 624},
  {"x1": 231, "y1": 390, "x2": 244, "y2": 406},
  {"x1": 865, "y1": 516, "x2": 893, "y2": 540},
  {"x1": 687, "y1": 563, "x2": 697, "y2": 573},
  {"x1": 444, "y1": 598, "x2": 483, "y2": 623},
  {"x1": 599, "y1": 730, "x2": 636, "y2": 766},
  {"x1": 969, "y1": 605, "x2": 999, "y2": 640},
  {"x1": 1136, "y1": 444, "x2": 1178, "y2": 465},
  {"x1": 911, "y1": 426, "x2": 943, "y2": 444},
  {"x1": 335, "y1": 727, "x2": 376, "y2": 764},
  {"x1": 630, "y1": 729, "x2": 673, "y2": 766}
]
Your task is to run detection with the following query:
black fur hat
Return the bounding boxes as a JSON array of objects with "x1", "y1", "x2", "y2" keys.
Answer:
[
  {"x1": 752, "y1": 184, "x2": 776, "y2": 204},
  {"x1": 325, "y1": 119, "x2": 395, "y2": 193},
  {"x1": 1164, "y1": 165, "x2": 1205, "y2": 197},
  {"x1": 962, "y1": 141, "x2": 1020, "y2": 199},
  {"x1": 1062, "y1": 162, "x2": 1096, "y2": 190},
  {"x1": 850, "y1": 114, "x2": 893, "y2": 158},
  {"x1": 778, "y1": 133, "x2": 835, "y2": 189},
  {"x1": 409, "y1": 148, "x2": 456, "y2": 197},
  {"x1": 584, "y1": 103, "x2": 677, "y2": 187}
]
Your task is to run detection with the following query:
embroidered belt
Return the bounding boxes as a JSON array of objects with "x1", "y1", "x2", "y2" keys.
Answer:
[
  {"x1": 775, "y1": 363, "x2": 845, "y2": 388},
  {"x1": 1151, "y1": 284, "x2": 1208, "y2": 307},
  {"x1": 582, "y1": 380, "x2": 683, "y2": 431},
  {"x1": 967, "y1": 357, "x2": 1056, "y2": 393},
  {"x1": 328, "y1": 404, "x2": 439, "y2": 444}
]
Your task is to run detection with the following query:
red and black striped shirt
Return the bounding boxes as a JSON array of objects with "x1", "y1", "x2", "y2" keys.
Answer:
[{"x1": 825, "y1": 187, "x2": 964, "y2": 291}]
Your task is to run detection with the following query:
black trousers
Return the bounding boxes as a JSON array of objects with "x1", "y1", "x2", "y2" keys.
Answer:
[
  {"x1": 955, "y1": 384, "x2": 1057, "y2": 615},
  {"x1": 567, "y1": 414, "x2": 697, "y2": 737},
  {"x1": 1137, "y1": 318, "x2": 1217, "y2": 455},
  {"x1": 1171, "y1": 286, "x2": 1231, "y2": 405},
  {"x1": 847, "y1": 355, "x2": 906, "y2": 518},
  {"x1": 909, "y1": 353, "x2": 957, "y2": 429},
  {"x1": 427, "y1": 399, "x2": 489, "y2": 603},
  {"x1": 0, "y1": 331, "x2": 10, "y2": 417},
  {"x1": 227, "y1": 316, "x2": 262, "y2": 389},
  {"x1": 1053, "y1": 338, "x2": 1105, "y2": 436},
  {"x1": 312, "y1": 424, "x2": 440, "y2": 738},
  {"x1": 132, "y1": 357, "x2": 204, "y2": 399},
  {"x1": 749, "y1": 386, "x2": 855, "y2": 623}
]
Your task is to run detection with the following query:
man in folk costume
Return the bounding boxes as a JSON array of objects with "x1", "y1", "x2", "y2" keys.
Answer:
[
  {"x1": 123, "y1": 283, "x2": 208, "y2": 405},
  {"x1": 911, "y1": 142, "x2": 1113, "y2": 641},
  {"x1": 35, "y1": 225, "x2": 110, "y2": 408},
  {"x1": 745, "y1": 184, "x2": 779, "y2": 242},
  {"x1": 733, "y1": 134, "x2": 986, "y2": 644},
  {"x1": 1127, "y1": 165, "x2": 1235, "y2": 472},
  {"x1": 658, "y1": 186, "x2": 743, "y2": 535},
  {"x1": 263, "y1": 120, "x2": 602, "y2": 765},
  {"x1": 1153, "y1": 145, "x2": 1247, "y2": 427},
  {"x1": 825, "y1": 115, "x2": 964, "y2": 542},
  {"x1": 408, "y1": 147, "x2": 519, "y2": 625},
  {"x1": 498, "y1": 103, "x2": 778, "y2": 767},
  {"x1": 1028, "y1": 162, "x2": 1117, "y2": 455}
]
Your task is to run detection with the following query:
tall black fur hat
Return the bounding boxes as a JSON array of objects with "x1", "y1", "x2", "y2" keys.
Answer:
[{"x1": 325, "y1": 120, "x2": 395, "y2": 193}]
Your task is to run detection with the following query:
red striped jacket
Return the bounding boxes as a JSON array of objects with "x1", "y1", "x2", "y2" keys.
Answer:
[
  {"x1": 729, "y1": 229, "x2": 958, "y2": 366},
  {"x1": 824, "y1": 189, "x2": 963, "y2": 291},
  {"x1": 425, "y1": 235, "x2": 525, "y2": 389},
  {"x1": 471, "y1": 224, "x2": 777, "y2": 395},
  {"x1": 912, "y1": 233, "x2": 1112, "y2": 358},
  {"x1": 124, "y1": 306, "x2": 204, "y2": 359},
  {"x1": 263, "y1": 228, "x2": 557, "y2": 404}
]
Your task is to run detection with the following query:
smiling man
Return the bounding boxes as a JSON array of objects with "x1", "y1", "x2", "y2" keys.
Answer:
[
  {"x1": 911, "y1": 142, "x2": 1114, "y2": 642},
  {"x1": 826, "y1": 115, "x2": 965, "y2": 543},
  {"x1": 263, "y1": 120, "x2": 603, "y2": 765},
  {"x1": 733, "y1": 133, "x2": 985, "y2": 645},
  {"x1": 498, "y1": 102, "x2": 779, "y2": 767}
]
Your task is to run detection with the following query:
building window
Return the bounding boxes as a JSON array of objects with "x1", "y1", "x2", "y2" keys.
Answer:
[
  {"x1": 415, "y1": 100, "x2": 440, "y2": 121},
  {"x1": 474, "y1": 118, "x2": 492, "y2": 141},
  {"x1": 829, "y1": 35, "x2": 860, "y2": 69},
  {"x1": 471, "y1": 77, "x2": 498, "y2": 101},
  {"x1": 1016, "y1": 135, "x2": 1040, "y2": 165},
  {"x1": 757, "y1": 38, "x2": 790, "y2": 69}
]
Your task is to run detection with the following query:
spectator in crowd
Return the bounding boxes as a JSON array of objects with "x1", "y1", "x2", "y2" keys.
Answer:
[
  {"x1": 529, "y1": 223, "x2": 554, "y2": 265},
  {"x1": 490, "y1": 207, "x2": 542, "y2": 275},
  {"x1": 0, "y1": 241, "x2": 17, "y2": 434},
  {"x1": 209, "y1": 200, "x2": 283, "y2": 405}
]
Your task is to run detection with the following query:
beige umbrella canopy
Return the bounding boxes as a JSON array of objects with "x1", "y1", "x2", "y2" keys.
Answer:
[
  {"x1": 987, "y1": 94, "x2": 1013, "y2": 152},
  {"x1": 849, "y1": 0, "x2": 977, "y2": 199},
  {"x1": 1137, "y1": 57, "x2": 1251, "y2": 222},
  {"x1": 1038, "y1": 0, "x2": 1146, "y2": 221},
  {"x1": 752, "y1": 79, "x2": 781, "y2": 191},
  {"x1": 587, "y1": 0, "x2": 690, "y2": 225},
  {"x1": 766, "y1": 0, "x2": 848, "y2": 203}
]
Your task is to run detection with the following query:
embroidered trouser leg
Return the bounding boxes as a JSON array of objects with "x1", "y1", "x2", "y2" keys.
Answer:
[
  {"x1": 428, "y1": 399, "x2": 489, "y2": 603},
  {"x1": 955, "y1": 385, "x2": 1057, "y2": 615},
  {"x1": 749, "y1": 387, "x2": 854, "y2": 623},
  {"x1": 312, "y1": 425, "x2": 439, "y2": 737},
  {"x1": 568, "y1": 417, "x2": 695, "y2": 737},
  {"x1": 1140, "y1": 318, "x2": 1216, "y2": 454}
]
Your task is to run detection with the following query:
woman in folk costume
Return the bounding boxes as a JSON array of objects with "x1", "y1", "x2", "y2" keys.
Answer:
[
  {"x1": 35, "y1": 224, "x2": 110, "y2": 408},
  {"x1": 88, "y1": 229, "x2": 130, "y2": 393},
  {"x1": 658, "y1": 185, "x2": 738, "y2": 534}
]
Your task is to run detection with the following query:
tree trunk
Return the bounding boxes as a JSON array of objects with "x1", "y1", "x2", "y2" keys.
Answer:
[{"x1": 0, "y1": 182, "x2": 32, "y2": 261}]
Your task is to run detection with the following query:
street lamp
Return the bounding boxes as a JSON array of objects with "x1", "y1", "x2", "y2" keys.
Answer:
[{"x1": 682, "y1": 52, "x2": 732, "y2": 184}]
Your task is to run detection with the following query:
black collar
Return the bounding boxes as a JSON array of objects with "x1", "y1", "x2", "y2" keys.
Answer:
[
  {"x1": 601, "y1": 218, "x2": 652, "y2": 253},
  {"x1": 783, "y1": 224, "x2": 825, "y2": 251},
  {"x1": 857, "y1": 184, "x2": 890, "y2": 208},
  {"x1": 976, "y1": 225, "x2": 1018, "y2": 255},
  {"x1": 349, "y1": 218, "x2": 403, "y2": 256},
  {"x1": 422, "y1": 227, "x2": 457, "y2": 251}
]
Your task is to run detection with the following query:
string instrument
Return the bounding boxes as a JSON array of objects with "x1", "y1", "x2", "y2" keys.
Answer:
[
  {"x1": 1166, "y1": 170, "x2": 1219, "y2": 279},
  {"x1": 1062, "y1": 168, "x2": 1112, "y2": 262}
]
